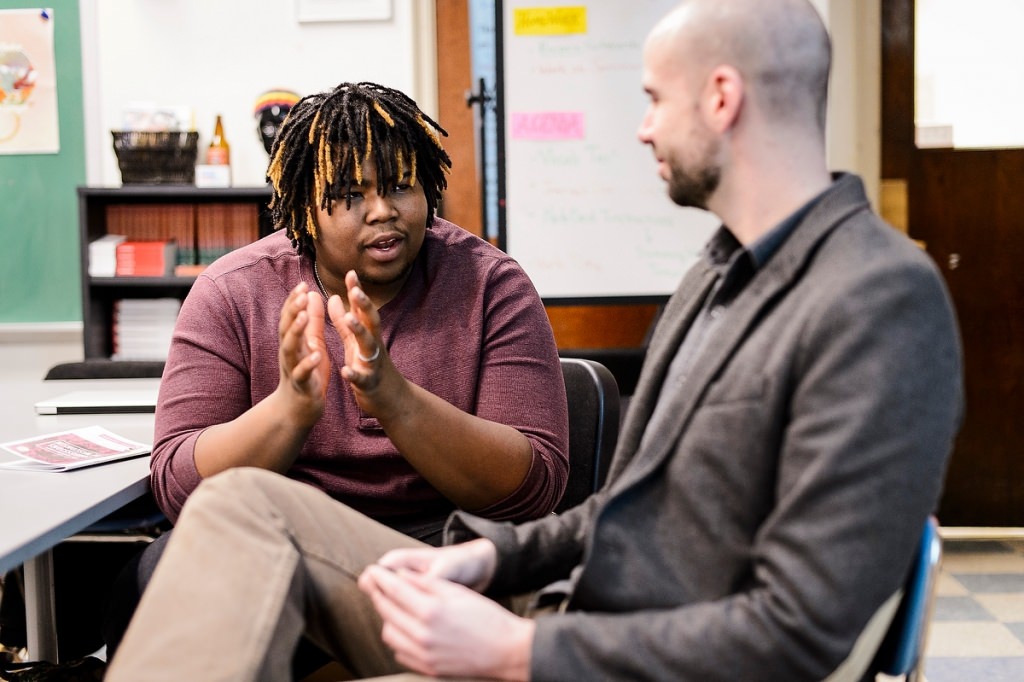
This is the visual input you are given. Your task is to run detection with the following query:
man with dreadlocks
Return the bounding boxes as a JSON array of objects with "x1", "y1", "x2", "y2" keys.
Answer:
[
  {"x1": 101, "y1": 82, "x2": 569, "y2": 668},
  {"x1": 145, "y1": 81, "x2": 567, "y2": 530}
]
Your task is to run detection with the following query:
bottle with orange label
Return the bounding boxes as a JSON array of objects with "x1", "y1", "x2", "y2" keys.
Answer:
[{"x1": 206, "y1": 114, "x2": 230, "y2": 166}]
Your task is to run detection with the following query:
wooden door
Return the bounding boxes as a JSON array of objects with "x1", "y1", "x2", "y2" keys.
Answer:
[
  {"x1": 435, "y1": 0, "x2": 483, "y2": 236},
  {"x1": 882, "y1": 0, "x2": 1024, "y2": 525}
]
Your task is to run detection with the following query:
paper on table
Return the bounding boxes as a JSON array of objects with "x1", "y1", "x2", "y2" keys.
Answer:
[{"x1": 0, "y1": 425, "x2": 150, "y2": 472}]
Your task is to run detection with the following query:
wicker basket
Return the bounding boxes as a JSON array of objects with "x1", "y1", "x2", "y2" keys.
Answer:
[{"x1": 112, "y1": 131, "x2": 199, "y2": 184}]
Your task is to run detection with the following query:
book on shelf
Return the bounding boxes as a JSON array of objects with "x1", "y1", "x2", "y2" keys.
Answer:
[
  {"x1": 196, "y1": 203, "x2": 260, "y2": 265},
  {"x1": 115, "y1": 240, "x2": 178, "y2": 277},
  {"x1": 89, "y1": 234, "x2": 127, "y2": 277},
  {"x1": 0, "y1": 425, "x2": 150, "y2": 472},
  {"x1": 104, "y1": 203, "x2": 196, "y2": 267},
  {"x1": 173, "y1": 263, "x2": 207, "y2": 277}
]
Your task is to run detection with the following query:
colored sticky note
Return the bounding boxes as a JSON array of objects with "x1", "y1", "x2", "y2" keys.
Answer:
[
  {"x1": 513, "y1": 6, "x2": 587, "y2": 36},
  {"x1": 511, "y1": 112, "x2": 585, "y2": 140}
]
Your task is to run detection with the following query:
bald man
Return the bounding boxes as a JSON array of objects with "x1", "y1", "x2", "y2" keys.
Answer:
[{"x1": 107, "y1": 1, "x2": 962, "y2": 680}]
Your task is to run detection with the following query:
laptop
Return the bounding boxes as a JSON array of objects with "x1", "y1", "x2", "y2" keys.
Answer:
[{"x1": 34, "y1": 387, "x2": 159, "y2": 415}]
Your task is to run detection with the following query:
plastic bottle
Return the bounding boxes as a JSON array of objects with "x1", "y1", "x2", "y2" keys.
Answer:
[{"x1": 206, "y1": 115, "x2": 230, "y2": 165}]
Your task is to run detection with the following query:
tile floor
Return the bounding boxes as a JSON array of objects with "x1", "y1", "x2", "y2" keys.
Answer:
[{"x1": 921, "y1": 533, "x2": 1024, "y2": 681}]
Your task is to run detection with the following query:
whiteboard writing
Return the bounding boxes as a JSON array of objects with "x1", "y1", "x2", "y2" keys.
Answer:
[{"x1": 500, "y1": 0, "x2": 718, "y2": 300}]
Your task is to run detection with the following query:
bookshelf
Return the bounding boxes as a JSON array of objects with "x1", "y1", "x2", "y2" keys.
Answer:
[{"x1": 78, "y1": 186, "x2": 274, "y2": 360}]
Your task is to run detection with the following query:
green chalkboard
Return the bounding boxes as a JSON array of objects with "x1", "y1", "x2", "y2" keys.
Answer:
[{"x1": 0, "y1": 1, "x2": 85, "y2": 323}]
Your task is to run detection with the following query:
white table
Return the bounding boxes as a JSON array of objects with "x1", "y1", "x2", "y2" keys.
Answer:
[{"x1": 0, "y1": 377, "x2": 159, "y2": 662}]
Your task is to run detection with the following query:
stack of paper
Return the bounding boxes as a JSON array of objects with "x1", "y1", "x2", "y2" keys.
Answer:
[
  {"x1": 112, "y1": 298, "x2": 180, "y2": 360},
  {"x1": 0, "y1": 425, "x2": 151, "y2": 472}
]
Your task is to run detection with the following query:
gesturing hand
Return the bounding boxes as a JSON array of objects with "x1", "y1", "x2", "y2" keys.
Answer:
[
  {"x1": 327, "y1": 270, "x2": 405, "y2": 418},
  {"x1": 359, "y1": 565, "x2": 534, "y2": 681},
  {"x1": 277, "y1": 282, "x2": 330, "y2": 426}
]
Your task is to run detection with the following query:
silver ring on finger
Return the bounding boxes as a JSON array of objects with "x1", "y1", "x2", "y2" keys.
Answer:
[{"x1": 357, "y1": 345, "x2": 381, "y2": 363}]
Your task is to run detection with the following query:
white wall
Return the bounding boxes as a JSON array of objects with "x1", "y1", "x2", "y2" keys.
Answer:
[
  {"x1": 80, "y1": 0, "x2": 435, "y2": 187},
  {"x1": 807, "y1": 0, "x2": 882, "y2": 210},
  {"x1": 826, "y1": 0, "x2": 881, "y2": 209},
  {"x1": 77, "y1": 0, "x2": 878, "y2": 203}
]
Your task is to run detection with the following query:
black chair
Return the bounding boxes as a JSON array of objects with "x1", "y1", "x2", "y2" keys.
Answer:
[
  {"x1": 44, "y1": 360, "x2": 165, "y2": 381},
  {"x1": 558, "y1": 347, "x2": 645, "y2": 397},
  {"x1": 557, "y1": 305, "x2": 660, "y2": 400},
  {"x1": 556, "y1": 358, "x2": 620, "y2": 513}
]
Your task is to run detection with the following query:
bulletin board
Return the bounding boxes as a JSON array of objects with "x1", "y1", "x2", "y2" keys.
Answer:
[
  {"x1": 496, "y1": 0, "x2": 718, "y2": 302},
  {"x1": 0, "y1": 1, "x2": 86, "y2": 323}
]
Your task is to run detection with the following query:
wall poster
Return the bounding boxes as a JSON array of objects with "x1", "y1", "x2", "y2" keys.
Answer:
[{"x1": 0, "y1": 7, "x2": 59, "y2": 154}]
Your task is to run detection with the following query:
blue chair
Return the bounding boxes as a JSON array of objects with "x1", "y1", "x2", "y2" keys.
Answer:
[{"x1": 871, "y1": 515, "x2": 942, "y2": 681}]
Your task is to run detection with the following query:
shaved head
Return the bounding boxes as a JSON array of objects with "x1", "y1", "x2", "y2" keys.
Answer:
[{"x1": 650, "y1": 0, "x2": 831, "y2": 132}]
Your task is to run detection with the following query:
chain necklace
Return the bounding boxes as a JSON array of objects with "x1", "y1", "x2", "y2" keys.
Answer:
[
  {"x1": 313, "y1": 260, "x2": 381, "y2": 363},
  {"x1": 313, "y1": 260, "x2": 332, "y2": 299}
]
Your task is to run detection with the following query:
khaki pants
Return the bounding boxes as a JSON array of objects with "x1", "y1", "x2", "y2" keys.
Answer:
[
  {"x1": 104, "y1": 466, "x2": 894, "y2": 681},
  {"x1": 105, "y1": 467, "x2": 500, "y2": 682}
]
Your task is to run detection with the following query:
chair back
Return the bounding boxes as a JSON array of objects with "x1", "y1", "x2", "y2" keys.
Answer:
[
  {"x1": 44, "y1": 359, "x2": 165, "y2": 380},
  {"x1": 555, "y1": 358, "x2": 620, "y2": 513},
  {"x1": 872, "y1": 515, "x2": 942, "y2": 680}
]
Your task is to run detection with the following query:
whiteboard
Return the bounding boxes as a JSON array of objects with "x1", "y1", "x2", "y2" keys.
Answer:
[{"x1": 497, "y1": 0, "x2": 719, "y2": 301}]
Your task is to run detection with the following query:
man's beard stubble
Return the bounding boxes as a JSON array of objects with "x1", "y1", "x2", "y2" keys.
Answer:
[{"x1": 667, "y1": 160, "x2": 720, "y2": 211}]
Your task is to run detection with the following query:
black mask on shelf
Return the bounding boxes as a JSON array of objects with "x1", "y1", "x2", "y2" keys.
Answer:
[
  {"x1": 253, "y1": 90, "x2": 301, "y2": 155},
  {"x1": 257, "y1": 105, "x2": 291, "y2": 155}
]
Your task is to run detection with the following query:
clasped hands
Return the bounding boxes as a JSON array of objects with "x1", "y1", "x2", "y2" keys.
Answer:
[
  {"x1": 358, "y1": 538, "x2": 535, "y2": 681},
  {"x1": 277, "y1": 271, "x2": 397, "y2": 425}
]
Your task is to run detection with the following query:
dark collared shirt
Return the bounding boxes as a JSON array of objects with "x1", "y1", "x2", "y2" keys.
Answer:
[{"x1": 641, "y1": 192, "x2": 824, "y2": 449}]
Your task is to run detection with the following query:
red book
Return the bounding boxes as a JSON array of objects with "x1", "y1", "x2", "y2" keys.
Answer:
[{"x1": 115, "y1": 240, "x2": 177, "y2": 277}]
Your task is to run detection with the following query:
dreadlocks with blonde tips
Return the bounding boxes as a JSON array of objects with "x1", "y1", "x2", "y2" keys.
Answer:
[{"x1": 266, "y1": 81, "x2": 451, "y2": 255}]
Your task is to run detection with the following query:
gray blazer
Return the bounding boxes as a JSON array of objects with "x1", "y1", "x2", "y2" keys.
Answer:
[{"x1": 451, "y1": 174, "x2": 963, "y2": 681}]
